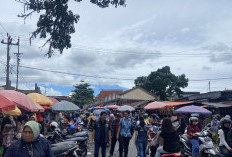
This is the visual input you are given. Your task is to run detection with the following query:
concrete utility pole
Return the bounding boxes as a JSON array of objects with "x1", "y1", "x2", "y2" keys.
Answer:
[
  {"x1": 14, "y1": 38, "x2": 23, "y2": 90},
  {"x1": 1, "y1": 33, "x2": 19, "y2": 89}
]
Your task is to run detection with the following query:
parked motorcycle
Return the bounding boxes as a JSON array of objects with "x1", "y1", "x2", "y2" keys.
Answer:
[
  {"x1": 51, "y1": 141, "x2": 84, "y2": 157},
  {"x1": 180, "y1": 130, "x2": 215, "y2": 157},
  {"x1": 48, "y1": 131, "x2": 88, "y2": 157}
]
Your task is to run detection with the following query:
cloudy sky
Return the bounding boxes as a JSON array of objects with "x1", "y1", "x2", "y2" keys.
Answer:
[{"x1": 1, "y1": 0, "x2": 232, "y2": 96}]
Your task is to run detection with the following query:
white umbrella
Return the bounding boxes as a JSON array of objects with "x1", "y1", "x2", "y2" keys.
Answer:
[{"x1": 117, "y1": 105, "x2": 135, "y2": 112}]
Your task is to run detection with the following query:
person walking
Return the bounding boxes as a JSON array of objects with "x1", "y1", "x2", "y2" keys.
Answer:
[
  {"x1": 108, "y1": 113, "x2": 121, "y2": 157},
  {"x1": 135, "y1": 116, "x2": 152, "y2": 157},
  {"x1": 2, "y1": 115, "x2": 16, "y2": 156},
  {"x1": 211, "y1": 115, "x2": 220, "y2": 143},
  {"x1": 117, "y1": 110, "x2": 133, "y2": 157},
  {"x1": 4, "y1": 121, "x2": 54, "y2": 157},
  {"x1": 90, "y1": 111, "x2": 111, "y2": 157}
]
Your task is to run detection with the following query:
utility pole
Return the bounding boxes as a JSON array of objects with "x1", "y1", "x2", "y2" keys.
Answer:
[
  {"x1": 14, "y1": 38, "x2": 23, "y2": 91},
  {"x1": 209, "y1": 81, "x2": 211, "y2": 92},
  {"x1": 1, "y1": 33, "x2": 19, "y2": 89}
]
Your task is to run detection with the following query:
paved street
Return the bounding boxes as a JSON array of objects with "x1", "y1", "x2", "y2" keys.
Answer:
[{"x1": 87, "y1": 132, "x2": 139, "y2": 157}]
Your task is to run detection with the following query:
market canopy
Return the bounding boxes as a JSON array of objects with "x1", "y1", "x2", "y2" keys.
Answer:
[
  {"x1": 166, "y1": 101, "x2": 194, "y2": 108},
  {"x1": 51, "y1": 101, "x2": 80, "y2": 112},
  {"x1": 175, "y1": 105, "x2": 212, "y2": 114},
  {"x1": 0, "y1": 94, "x2": 16, "y2": 112},
  {"x1": 201, "y1": 102, "x2": 231, "y2": 108},
  {"x1": 144, "y1": 101, "x2": 168, "y2": 110},
  {"x1": 27, "y1": 93, "x2": 54, "y2": 105},
  {"x1": 117, "y1": 105, "x2": 135, "y2": 112},
  {"x1": 0, "y1": 90, "x2": 44, "y2": 112}
]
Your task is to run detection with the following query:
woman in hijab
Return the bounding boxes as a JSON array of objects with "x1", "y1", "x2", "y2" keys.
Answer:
[
  {"x1": 2, "y1": 115, "x2": 16, "y2": 156},
  {"x1": 4, "y1": 121, "x2": 54, "y2": 157}
]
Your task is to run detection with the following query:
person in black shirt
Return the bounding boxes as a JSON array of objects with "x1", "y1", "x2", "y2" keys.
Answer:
[
  {"x1": 155, "y1": 118, "x2": 180, "y2": 157},
  {"x1": 90, "y1": 111, "x2": 111, "y2": 157}
]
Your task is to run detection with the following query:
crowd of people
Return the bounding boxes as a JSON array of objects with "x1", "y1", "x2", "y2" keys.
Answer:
[{"x1": 1, "y1": 109, "x2": 232, "y2": 157}]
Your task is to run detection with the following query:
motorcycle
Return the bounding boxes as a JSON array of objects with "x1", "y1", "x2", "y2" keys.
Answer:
[
  {"x1": 51, "y1": 141, "x2": 84, "y2": 157},
  {"x1": 48, "y1": 131, "x2": 88, "y2": 157},
  {"x1": 180, "y1": 130, "x2": 215, "y2": 157}
]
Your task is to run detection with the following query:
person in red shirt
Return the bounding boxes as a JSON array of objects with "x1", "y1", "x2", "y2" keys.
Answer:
[{"x1": 187, "y1": 116, "x2": 201, "y2": 157}]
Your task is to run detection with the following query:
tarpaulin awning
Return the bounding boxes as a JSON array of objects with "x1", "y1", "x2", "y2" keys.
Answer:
[
  {"x1": 166, "y1": 101, "x2": 194, "y2": 108},
  {"x1": 0, "y1": 90, "x2": 44, "y2": 112},
  {"x1": 0, "y1": 93, "x2": 16, "y2": 112},
  {"x1": 27, "y1": 93, "x2": 54, "y2": 105},
  {"x1": 201, "y1": 102, "x2": 231, "y2": 108}
]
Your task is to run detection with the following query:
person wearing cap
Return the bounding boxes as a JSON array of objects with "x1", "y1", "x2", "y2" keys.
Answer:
[{"x1": 4, "y1": 121, "x2": 54, "y2": 157}]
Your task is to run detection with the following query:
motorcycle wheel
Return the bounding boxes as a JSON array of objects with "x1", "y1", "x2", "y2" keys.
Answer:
[{"x1": 76, "y1": 145, "x2": 87, "y2": 157}]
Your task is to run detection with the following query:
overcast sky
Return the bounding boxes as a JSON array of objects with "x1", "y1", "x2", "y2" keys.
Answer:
[{"x1": 1, "y1": 0, "x2": 232, "y2": 96}]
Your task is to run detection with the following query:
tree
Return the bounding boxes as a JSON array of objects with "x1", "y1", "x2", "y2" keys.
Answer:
[
  {"x1": 16, "y1": 0, "x2": 126, "y2": 57},
  {"x1": 71, "y1": 83, "x2": 94, "y2": 109},
  {"x1": 134, "y1": 66, "x2": 188, "y2": 100}
]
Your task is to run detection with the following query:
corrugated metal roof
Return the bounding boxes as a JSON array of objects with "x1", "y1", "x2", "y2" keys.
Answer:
[{"x1": 201, "y1": 102, "x2": 231, "y2": 108}]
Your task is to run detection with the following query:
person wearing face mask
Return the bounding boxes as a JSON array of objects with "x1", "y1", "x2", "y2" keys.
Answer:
[
  {"x1": 218, "y1": 118, "x2": 232, "y2": 157},
  {"x1": 4, "y1": 121, "x2": 54, "y2": 157}
]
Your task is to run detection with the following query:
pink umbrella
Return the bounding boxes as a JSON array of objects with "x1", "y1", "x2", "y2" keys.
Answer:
[
  {"x1": 106, "y1": 105, "x2": 120, "y2": 109},
  {"x1": 144, "y1": 101, "x2": 168, "y2": 110},
  {"x1": 0, "y1": 94, "x2": 16, "y2": 112},
  {"x1": 0, "y1": 90, "x2": 44, "y2": 112},
  {"x1": 94, "y1": 106, "x2": 104, "y2": 109},
  {"x1": 48, "y1": 97, "x2": 59, "y2": 104}
]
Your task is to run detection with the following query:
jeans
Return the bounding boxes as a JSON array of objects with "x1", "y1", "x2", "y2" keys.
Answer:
[
  {"x1": 189, "y1": 139, "x2": 199, "y2": 156},
  {"x1": 137, "y1": 139, "x2": 148, "y2": 157},
  {"x1": 119, "y1": 136, "x2": 131, "y2": 157},
  {"x1": 109, "y1": 137, "x2": 118, "y2": 155},
  {"x1": 94, "y1": 142, "x2": 107, "y2": 157},
  {"x1": 219, "y1": 146, "x2": 232, "y2": 157}
]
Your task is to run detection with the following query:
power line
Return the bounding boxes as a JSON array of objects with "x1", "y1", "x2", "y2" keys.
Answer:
[{"x1": 0, "y1": 22, "x2": 8, "y2": 33}]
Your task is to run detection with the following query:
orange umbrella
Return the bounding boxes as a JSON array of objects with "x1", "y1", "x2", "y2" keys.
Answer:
[
  {"x1": 27, "y1": 93, "x2": 54, "y2": 105},
  {"x1": 0, "y1": 90, "x2": 44, "y2": 112}
]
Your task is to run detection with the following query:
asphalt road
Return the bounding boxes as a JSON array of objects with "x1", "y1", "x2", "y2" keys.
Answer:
[{"x1": 87, "y1": 132, "x2": 139, "y2": 157}]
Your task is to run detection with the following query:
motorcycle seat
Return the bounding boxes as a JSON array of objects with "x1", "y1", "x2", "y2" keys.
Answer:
[
  {"x1": 65, "y1": 131, "x2": 88, "y2": 138},
  {"x1": 51, "y1": 141, "x2": 76, "y2": 156},
  {"x1": 181, "y1": 135, "x2": 192, "y2": 147},
  {"x1": 65, "y1": 136, "x2": 88, "y2": 142}
]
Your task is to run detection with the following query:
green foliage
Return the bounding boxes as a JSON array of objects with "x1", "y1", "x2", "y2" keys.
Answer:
[
  {"x1": 16, "y1": 0, "x2": 126, "y2": 57},
  {"x1": 134, "y1": 66, "x2": 188, "y2": 100},
  {"x1": 71, "y1": 83, "x2": 94, "y2": 109}
]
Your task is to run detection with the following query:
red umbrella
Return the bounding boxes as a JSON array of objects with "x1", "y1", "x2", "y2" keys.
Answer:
[
  {"x1": 144, "y1": 101, "x2": 168, "y2": 110},
  {"x1": 106, "y1": 105, "x2": 120, "y2": 109},
  {"x1": 0, "y1": 90, "x2": 44, "y2": 112},
  {"x1": 0, "y1": 94, "x2": 16, "y2": 112},
  {"x1": 48, "y1": 97, "x2": 59, "y2": 104}
]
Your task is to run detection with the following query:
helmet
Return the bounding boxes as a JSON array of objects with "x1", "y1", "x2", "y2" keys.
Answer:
[
  {"x1": 220, "y1": 118, "x2": 232, "y2": 126},
  {"x1": 70, "y1": 124, "x2": 76, "y2": 130},
  {"x1": 225, "y1": 115, "x2": 231, "y2": 119},
  {"x1": 110, "y1": 114, "x2": 114, "y2": 118},
  {"x1": 191, "y1": 114, "x2": 199, "y2": 118},
  {"x1": 189, "y1": 117, "x2": 198, "y2": 123}
]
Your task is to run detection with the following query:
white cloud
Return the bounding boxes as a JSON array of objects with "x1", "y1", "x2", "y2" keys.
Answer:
[{"x1": 1, "y1": 0, "x2": 232, "y2": 95}]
